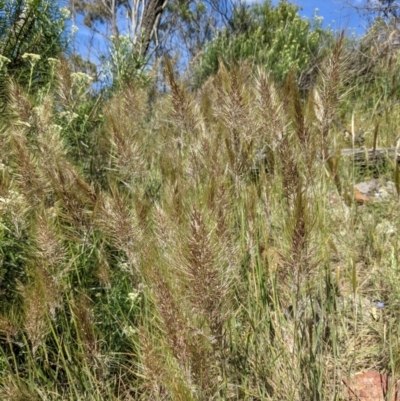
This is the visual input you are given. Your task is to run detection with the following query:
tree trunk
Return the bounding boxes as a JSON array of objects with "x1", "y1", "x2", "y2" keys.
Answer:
[{"x1": 139, "y1": 0, "x2": 167, "y2": 57}]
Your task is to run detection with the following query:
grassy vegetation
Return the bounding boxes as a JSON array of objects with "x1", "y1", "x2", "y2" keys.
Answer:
[{"x1": 1, "y1": 26, "x2": 400, "y2": 400}]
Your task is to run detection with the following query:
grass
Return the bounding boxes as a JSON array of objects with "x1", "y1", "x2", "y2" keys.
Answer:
[{"x1": 1, "y1": 32, "x2": 400, "y2": 400}]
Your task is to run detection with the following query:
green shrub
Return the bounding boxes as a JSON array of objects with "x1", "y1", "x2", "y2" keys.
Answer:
[
  {"x1": 0, "y1": 0, "x2": 68, "y2": 93},
  {"x1": 195, "y1": 0, "x2": 331, "y2": 85}
]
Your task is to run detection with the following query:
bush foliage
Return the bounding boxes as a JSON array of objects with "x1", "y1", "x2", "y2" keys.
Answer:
[
  {"x1": 195, "y1": 0, "x2": 331, "y2": 85},
  {"x1": 0, "y1": 0, "x2": 68, "y2": 93}
]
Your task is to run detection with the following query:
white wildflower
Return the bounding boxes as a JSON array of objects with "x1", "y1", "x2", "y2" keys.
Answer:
[
  {"x1": 122, "y1": 326, "x2": 137, "y2": 337},
  {"x1": 60, "y1": 7, "x2": 71, "y2": 18},
  {"x1": 71, "y1": 72, "x2": 93, "y2": 86},
  {"x1": 128, "y1": 291, "x2": 140, "y2": 303},
  {"x1": 50, "y1": 124, "x2": 63, "y2": 134},
  {"x1": 0, "y1": 55, "x2": 10, "y2": 64},
  {"x1": 22, "y1": 53, "x2": 41, "y2": 62},
  {"x1": 48, "y1": 57, "x2": 60, "y2": 65},
  {"x1": 0, "y1": 55, "x2": 10, "y2": 70},
  {"x1": 59, "y1": 110, "x2": 79, "y2": 122}
]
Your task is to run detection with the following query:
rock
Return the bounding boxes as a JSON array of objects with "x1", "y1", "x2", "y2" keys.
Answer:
[
  {"x1": 342, "y1": 371, "x2": 400, "y2": 401},
  {"x1": 386, "y1": 181, "x2": 398, "y2": 196},
  {"x1": 355, "y1": 180, "x2": 380, "y2": 195},
  {"x1": 353, "y1": 179, "x2": 398, "y2": 203},
  {"x1": 354, "y1": 188, "x2": 372, "y2": 204},
  {"x1": 377, "y1": 187, "x2": 390, "y2": 199}
]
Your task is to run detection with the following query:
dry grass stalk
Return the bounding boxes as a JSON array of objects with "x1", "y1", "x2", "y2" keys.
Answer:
[
  {"x1": 7, "y1": 80, "x2": 34, "y2": 128},
  {"x1": 9, "y1": 131, "x2": 47, "y2": 205},
  {"x1": 165, "y1": 58, "x2": 200, "y2": 144},
  {"x1": 19, "y1": 279, "x2": 49, "y2": 356},
  {"x1": 255, "y1": 69, "x2": 303, "y2": 201},
  {"x1": 104, "y1": 86, "x2": 148, "y2": 183},
  {"x1": 34, "y1": 210, "x2": 68, "y2": 281},
  {"x1": 0, "y1": 314, "x2": 20, "y2": 347},
  {"x1": 138, "y1": 324, "x2": 195, "y2": 401},
  {"x1": 71, "y1": 294, "x2": 100, "y2": 364},
  {"x1": 213, "y1": 66, "x2": 256, "y2": 175},
  {"x1": 186, "y1": 207, "x2": 228, "y2": 346},
  {"x1": 96, "y1": 187, "x2": 140, "y2": 266},
  {"x1": 314, "y1": 32, "x2": 347, "y2": 161},
  {"x1": 185, "y1": 207, "x2": 229, "y2": 395}
]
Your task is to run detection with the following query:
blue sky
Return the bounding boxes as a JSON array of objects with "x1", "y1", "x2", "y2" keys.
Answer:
[{"x1": 278, "y1": 0, "x2": 368, "y2": 35}]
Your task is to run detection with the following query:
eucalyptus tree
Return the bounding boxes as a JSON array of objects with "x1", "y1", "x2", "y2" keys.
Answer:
[
  {"x1": 68, "y1": 0, "x2": 233, "y2": 76},
  {"x1": 344, "y1": 0, "x2": 400, "y2": 20}
]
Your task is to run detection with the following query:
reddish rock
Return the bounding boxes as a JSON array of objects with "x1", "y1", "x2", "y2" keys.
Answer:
[
  {"x1": 354, "y1": 188, "x2": 372, "y2": 204},
  {"x1": 342, "y1": 371, "x2": 400, "y2": 401}
]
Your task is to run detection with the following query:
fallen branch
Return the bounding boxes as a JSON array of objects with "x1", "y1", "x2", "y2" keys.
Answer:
[{"x1": 336, "y1": 147, "x2": 400, "y2": 165}]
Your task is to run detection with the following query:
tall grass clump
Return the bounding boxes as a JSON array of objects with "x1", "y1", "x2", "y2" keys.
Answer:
[{"x1": 1, "y1": 31, "x2": 400, "y2": 400}]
